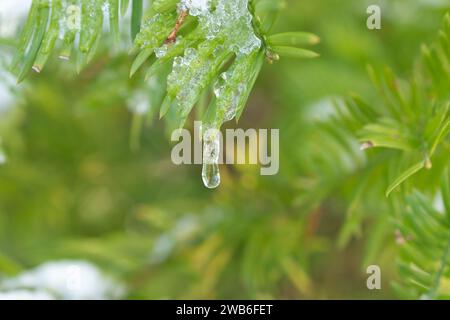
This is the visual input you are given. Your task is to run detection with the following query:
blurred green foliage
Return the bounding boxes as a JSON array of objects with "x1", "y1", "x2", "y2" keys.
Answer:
[{"x1": 0, "y1": 0, "x2": 449, "y2": 299}]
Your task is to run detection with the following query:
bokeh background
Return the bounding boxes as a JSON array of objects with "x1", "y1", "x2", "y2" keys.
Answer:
[{"x1": 0, "y1": 0, "x2": 448, "y2": 299}]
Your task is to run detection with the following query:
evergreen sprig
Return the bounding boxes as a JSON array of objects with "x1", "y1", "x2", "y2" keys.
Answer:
[
  {"x1": 11, "y1": 0, "x2": 125, "y2": 81},
  {"x1": 340, "y1": 13, "x2": 449, "y2": 197},
  {"x1": 394, "y1": 170, "x2": 450, "y2": 299},
  {"x1": 333, "y1": 13, "x2": 450, "y2": 298},
  {"x1": 12, "y1": 0, "x2": 319, "y2": 131},
  {"x1": 127, "y1": 0, "x2": 319, "y2": 130}
]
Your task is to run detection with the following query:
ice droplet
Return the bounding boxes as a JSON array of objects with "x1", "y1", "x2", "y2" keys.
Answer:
[
  {"x1": 155, "y1": 44, "x2": 169, "y2": 58},
  {"x1": 135, "y1": 12, "x2": 177, "y2": 50},
  {"x1": 202, "y1": 163, "x2": 220, "y2": 189},
  {"x1": 162, "y1": 0, "x2": 262, "y2": 188},
  {"x1": 201, "y1": 129, "x2": 221, "y2": 189}
]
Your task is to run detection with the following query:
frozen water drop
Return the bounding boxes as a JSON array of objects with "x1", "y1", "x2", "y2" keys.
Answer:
[
  {"x1": 155, "y1": 45, "x2": 167, "y2": 58},
  {"x1": 202, "y1": 129, "x2": 221, "y2": 189},
  {"x1": 202, "y1": 163, "x2": 220, "y2": 189}
]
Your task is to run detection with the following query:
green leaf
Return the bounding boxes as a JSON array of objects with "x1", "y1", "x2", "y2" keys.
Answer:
[
  {"x1": 159, "y1": 96, "x2": 173, "y2": 119},
  {"x1": 429, "y1": 103, "x2": 450, "y2": 157},
  {"x1": 130, "y1": 48, "x2": 154, "y2": 77},
  {"x1": 236, "y1": 51, "x2": 265, "y2": 121},
  {"x1": 59, "y1": 0, "x2": 78, "y2": 60},
  {"x1": 268, "y1": 32, "x2": 320, "y2": 47},
  {"x1": 272, "y1": 46, "x2": 319, "y2": 59},
  {"x1": 10, "y1": 0, "x2": 39, "y2": 74},
  {"x1": 109, "y1": 0, "x2": 120, "y2": 43},
  {"x1": 17, "y1": 1, "x2": 51, "y2": 83},
  {"x1": 396, "y1": 182, "x2": 450, "y2": 299},
  {"x1": 33, "y1": 0, "x2": 62, "y2": 72},
  {"x1": 442, "y1": 169, "x2": 450, "y2": 221},
  {"x1": 386, "y1": 161, "x2": 424, "y2": 197},
  {"x1": 131, "y1": 0, "x2": 143, "y2": 41},
  {"x1": 79, "y1": 0, "x2": 104, "y2": 54}
]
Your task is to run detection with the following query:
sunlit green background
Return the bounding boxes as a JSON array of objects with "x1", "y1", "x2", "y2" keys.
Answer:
[{"x1": 0, "y1": 0, "x2": 448, "y2": 299}]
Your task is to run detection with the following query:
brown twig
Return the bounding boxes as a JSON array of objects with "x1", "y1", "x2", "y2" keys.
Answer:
[{"x1": 165, "y1": 10, "x2": 188, "y2": 44}]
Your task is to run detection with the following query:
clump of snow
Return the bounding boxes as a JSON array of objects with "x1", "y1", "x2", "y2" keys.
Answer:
[
  {"x1": 0, "y1": 260, "x2": 125, "y2": 300},
  {"x1": 179, "y1": 0, "x2": 210, "y2": 16},
  {"x1": 179, "y1": 0, "x2": 261, "y2": 56}
]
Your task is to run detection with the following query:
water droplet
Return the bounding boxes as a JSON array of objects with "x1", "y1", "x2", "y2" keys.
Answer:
[
  {"x1": 202, "y1": 163, "x2": 220, "y2": 189},
  {"x1": 202, "y1": 129, "x2": 221, "y2": 189},
  {"x1": 155, "y1": 44, "x2": 169, "y2": 58}
]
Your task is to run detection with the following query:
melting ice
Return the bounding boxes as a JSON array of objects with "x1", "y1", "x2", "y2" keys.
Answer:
[
  {"x1": 201, "y1": 129, "x2": 221, "y2": 189},
  {"x1": 167, "y1": 0, "x2": 262, "y2": 188},
  {"x1": 179, "y1": 0, "x2": 261, "y2": 56}
]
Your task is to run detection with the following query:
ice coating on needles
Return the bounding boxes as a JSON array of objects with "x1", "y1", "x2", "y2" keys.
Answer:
[
  {"x1": 179, "y1": 0, "x2": 210, "y2": 17},
  {"x1": 179, "y1": 0, "x2": 262, "y2": 56},
  {"x1": 169, "y1": 0, "x2": 263, "y2": 189},
  {"x1": 166, "y1": 0, "x2": 262, "y2": 122}
]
